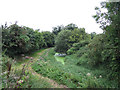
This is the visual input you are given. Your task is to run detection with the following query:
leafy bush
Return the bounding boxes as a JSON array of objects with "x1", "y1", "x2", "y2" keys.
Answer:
[
  {"x1": 85, "y1": 34, "x2": 105, "y2": 67},
  {"x1": 80, "y1": 34, "x2": 119, "y2": 81},
  {"x1": 55, "y1": 30, "x2": 72, "y2": 53},
  {"x1": 76, "y1": 47, "x2": 88, "y2": 57},
  {"x1": 2, "y1": 23, "x2": 54, "y2": 57},
  {"x1": 1, "y1": 55, "x2": 12, "y2": 72},
  {"x1": 42, "y1": 31, "x2": 55, "y2": 47},
  {"x1": 67, "y1": 47, "x2": 76, "y2": 55},
  {"x1": 93, "y1": 2, "x2": 120, "y2": 82},
  {"x1": 55, "y1": 26, "x2": 90, "y2": 54},
  {"x1": 67, "y1": 40, "x2": 89, "y2": 55},
  {"x1": 76, "y1": 55, "x2": 89, "y2": 66}
]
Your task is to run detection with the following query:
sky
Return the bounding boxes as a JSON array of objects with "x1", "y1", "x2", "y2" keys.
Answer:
[{"x1": 0, "y1": 0, "x2": 107, "y2": 34}]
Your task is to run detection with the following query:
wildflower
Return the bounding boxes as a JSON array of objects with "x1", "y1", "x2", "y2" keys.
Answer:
[
  {"x1": 94, "y1": 76, "x2": 96, "y2": 79},
  {"x1": 30, "y1": 57, "x2": 33, "y2": 60},
  {"x1": 78, "y1": 82, "x2": 81, "y2": 85},
  {"x1": 17, "y1": 80, "x2": 23, "y2": 84},
  {"x1": 3, "y1": 71, "x2": 8, "y2": 74},
  {"x1": 44, "y1": 62, "x2": 47, "y2": 64},
  {"x1": 26, "y1": 76, "x2": 29, "y2": 79},
  {"x1": 21, "y1": 54, "x2": 24, "y2": 57},
  {"x1": 14, "y1": 76, "x2": 19, "y2": 79},
  {"x1": 32, "y1": 73, "x2": 35, "y2": 75},
  {"x1": 99, "y1": 75, "x2": 102, "y2": 78},
  {"x1": 1, "y1": 73, "x2": 3, "y2": 75},
  {"x1": 25, "y1": 56, "x2": 29, "y2": 59},
  {"x1": 13, "y1": 59, "x2": 16, "y2": 63},
  {"x1": 20, "y1": 80, "x2": 23, "y2": 83},
  {"x1": 87, "y1": 73, "x2": 91, "y2": 76}
]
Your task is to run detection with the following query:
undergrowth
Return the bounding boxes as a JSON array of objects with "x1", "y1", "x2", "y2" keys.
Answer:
[{"x1": 32, "y1": 48, "x2": 118, "y2": 88}]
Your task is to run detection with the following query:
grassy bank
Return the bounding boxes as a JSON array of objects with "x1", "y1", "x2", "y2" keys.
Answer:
[{"x1": 32, "y1": 48, "x2": 118, "y2": 88}]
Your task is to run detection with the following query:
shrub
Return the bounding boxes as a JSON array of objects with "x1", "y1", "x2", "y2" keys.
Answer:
[
  {"x1": 55, "y1": 30, "x2": 72, "y2": 53},
  {"x1": 67, "y1": 40, "x2": 89, "y2": 55},
  {"x1": 1, "y1": 55, "x2": 12, "y2": 72},
  {"x1": 76, "y1": 55, "x2": 89, "y2": 66},
  {"x1": 86, "y1": 34, "x2": 105, "y2": 67},
  {"x1": 55, "y1": 26, "x2": 89, "y2": 54},
  {"x1": 2, "y1": 23, "x2": 54, "y2": 57},
  {"x1": 76, "y1": 46, "x2": 88, "y2": 57},
  {"x1": 67, "y1": 47, "x2": 76, "y2": 55},
  {"x1": 42, "y1": 31, "x2": 55, "y2": 47}
]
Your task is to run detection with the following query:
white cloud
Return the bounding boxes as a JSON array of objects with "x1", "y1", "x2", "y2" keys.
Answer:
[{"x1": 0, "y1": 0, "x2": 106, "y2": 33}]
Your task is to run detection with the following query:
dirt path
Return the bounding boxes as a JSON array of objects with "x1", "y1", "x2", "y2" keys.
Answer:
[{"x1": 15, "y1": 48, "x2": 68, "y2": 88}]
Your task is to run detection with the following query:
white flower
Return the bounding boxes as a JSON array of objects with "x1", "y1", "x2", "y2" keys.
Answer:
[
  {"x1": 94, "y1": 76, "x2": 96, "y2": 79},
  {"x1": 30, "y1": 57, "x2": 33, "y2": 60},
  {"x1": 1, "y1": 73, "x2": 3, "y2": 75},
  {"x1": 99, "y1": 75, "x2": 102, "y2": 78},
  {"x1": 87, "y1": 73, "x2": 91, "y2": 76},
  {"x1": 3, "y1": 71, "x2": 8, "y2": 74}
]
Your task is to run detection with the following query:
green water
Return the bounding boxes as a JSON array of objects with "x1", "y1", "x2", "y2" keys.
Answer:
[{"x1": 54, "y1": 55, "x2": 65, "y2": 65}]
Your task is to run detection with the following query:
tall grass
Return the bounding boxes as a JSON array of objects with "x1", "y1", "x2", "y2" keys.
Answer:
[{"x1": 32, "y1": 48, "x2": 117, "y2": 88}]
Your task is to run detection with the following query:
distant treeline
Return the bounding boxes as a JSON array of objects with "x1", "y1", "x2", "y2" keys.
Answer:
[{"x1": 1, "y1": 23, "x2": 95, "y2": 57}]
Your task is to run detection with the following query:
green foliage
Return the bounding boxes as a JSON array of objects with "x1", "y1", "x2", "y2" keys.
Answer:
[
  {"x1": 64, "y1": 23, "x2": 78, "y2": 30},
  {"x1": 1, "y1": 1, "x2": 119, "y2": 87},
  {"x1": 52, "y1": 25, "x2": 63, "y2": 35},
  {"x1": 76, "y1": 46, "x2": 88, "y2": 57},
  {"x1": 1, "y1": 48, "x2": 52, "y2": 88},
  {"x1": 1, "y1": 54, "x2": 12, "y2": 72},
  {"x1": 42, "y1": 31, "x2": 55, "y2": 47},
  {"x1": 90, "y1": 32, "x2": 96, "y2": 39},
  {"x1": 2, "y1": 23, "x2": 54, "y2": 57},
  {"x1": 55, "y1": 26, "x2": 89, "y2": 53},
  {"x1": 2, "y1": 63, "x2": 51, "y2": 88},
  {"x1": 2, "y1": 60, "x2": 28, "y2": 88},
  {"x1": 93, "y1": 2, "x2": 120, "y2": 81},
  {"x1": 76, "y1": 54, "x2": 89, "y2": 66},
  {"x1": 55, "y1": 30, "x2": 72, "y2": 53},
  {"x1": 67, "y1": 47, "x2": 76, "y2": 55},
  {"x1": 32, "y1": 48, "x2": 117, "y2": 88},
  {"x1": 67, "y1": 40, "x2": 89, "y2": 55},
  {"x1": 86, "y1": 34, "x2": 105, "y2": 67},
  {"x1": 69, "y1": 28, "x2": 87, "y2": 43},
  {"x1": 24, "y1": 72, "x2": 52, "y2": 88}
]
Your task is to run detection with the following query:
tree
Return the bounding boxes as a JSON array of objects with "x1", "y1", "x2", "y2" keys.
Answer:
[
  {"x1": 2, "y1": 24, "x2": 30, "y2": 56},
  {"x1": 87, "y1": 34, "x2": 105, "y2": 66},
  {"x1": 69, "y1": 28, "x2": 89, "y2": 44},
  {"x1": 55, "y1": 27, "x2": 89, "y2": 53},
  {"x1": 93, "y1": 1, "x2": 120, "y2": 82},
  {"x1": 52, "y1": 25, "x2": 64, "y2": 35},
  {"x1": 2, "y1": 24, "x2": 45, "y2": 57},
  {"x1": 55, "y1": 30, "x2": 72, "y2": 53},
  {"x1": 90, "y1": 32, "x2": 96, "y2": 39},
  {"x1": 42, "y1": 31, "x2": 54, "y2": 47},
  {"x1": 64, "y1": 23, "x2": 78, "y2": 30}
]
